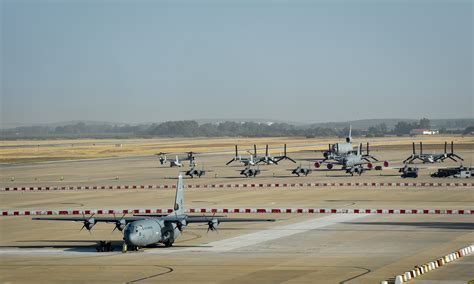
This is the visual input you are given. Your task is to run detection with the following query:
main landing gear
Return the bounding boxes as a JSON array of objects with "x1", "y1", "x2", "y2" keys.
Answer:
[{"x1": 122, "y1": 243, "x2": 140, "y2": 253}]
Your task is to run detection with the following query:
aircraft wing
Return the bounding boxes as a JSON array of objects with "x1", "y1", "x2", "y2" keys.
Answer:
[
  {"x1": 32, "y1": 216, "x2": 146, "y2": 223},
  {"x1": 297, "y1": 158, "x2": 327, "y2": 162},
  {"x1": 186, "y1": 217, "x2": 276, "y2": 223},
  {"x1": 159, "y1": 215, "x2": 275, "y2": 223},
  {"x1": 33, "y1": 215, "x2": 276, "y2": 223}
]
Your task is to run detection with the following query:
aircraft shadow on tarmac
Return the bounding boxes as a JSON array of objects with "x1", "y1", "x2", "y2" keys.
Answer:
[
  {"x1": 4, "y1": 240, "x2": 211, "y2": 251},
  {"x1": 343, "y1": 221, "x2": 474, "y2": 230}
]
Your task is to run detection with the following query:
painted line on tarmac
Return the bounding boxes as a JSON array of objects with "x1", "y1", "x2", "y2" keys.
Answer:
[
  {"x1": 2, "y1": 182, "x2": 473, "y2": 192},
  {"x1": 152, "y1": 214, "x2": 369, "y2": 254},
  {"x1": 1, "y1": 208, "x2": 473, "y2": 216}
]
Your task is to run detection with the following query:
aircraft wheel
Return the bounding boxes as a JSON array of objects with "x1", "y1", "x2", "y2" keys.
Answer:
[{"x1": 164, "y1": 240, "x2": 173, "y2": 247}]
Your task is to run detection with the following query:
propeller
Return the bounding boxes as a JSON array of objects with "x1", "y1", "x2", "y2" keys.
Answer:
[
  {"x1": 207, "y1": 212, "x2": 219, "y2": 233},
  {"x1": 275, "y1": 144, "x2": 296, "y2": 163},
  {"x1": 80, "y1": 212, "x2": 95, "y2": 233},
  {"x1": 226, "y1": 145, "x2": 238, "y2": 165},
  {"x1": 112, "y1": 213, "x2": 126, "y2": 232}
]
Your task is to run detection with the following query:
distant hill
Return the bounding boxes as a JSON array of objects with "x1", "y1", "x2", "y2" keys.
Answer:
[
  {"x1": 195, "y1": 118, "x2": 306, "y2": 126},
  {"x1": 305, "y1": 118, "x2": 474, "y2": 130}
]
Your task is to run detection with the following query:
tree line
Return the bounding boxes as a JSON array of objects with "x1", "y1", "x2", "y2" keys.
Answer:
[{"x1": 1, "y1": 118, "x2": 472, "y2": 139}]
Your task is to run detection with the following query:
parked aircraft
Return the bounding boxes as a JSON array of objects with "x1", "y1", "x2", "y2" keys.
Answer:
[
  {"x1": 290, "y1": 164, "x2": 312, "y2": 177},
  {"x1": 321, "y1": 126, "x2": 354, "y2": 161},
  {"x1": 226, "y1": 145, "x2": 256, "y2": 166},
  {"x1": 185, "y1": 165, "x2": 208, "y2": 178},
  {"x1": 33, "y1": 175, "x2": 275, "y2": 252},
  {"x1": 403, "y1": 141, "x2": 463, "y2": 164},
  {"x1": 157, "y1": 151, "x2": 198, "y2": 167},
  {"x1": 239, "y1": 166, "x2": 262, "y2": 178},
  {"x1": 313, "y1": 143, "x2": 388, "y2": 176},
  {"x1": 255, "y1": 144, "x2": 296, "y2": 165}
]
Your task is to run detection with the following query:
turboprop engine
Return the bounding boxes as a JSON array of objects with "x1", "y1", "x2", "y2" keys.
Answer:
[
  {"x1": 114, "y1": 218, "x2": 126, "y2": 232},
  {"x1": 81, "y1": 217, "x2": 95, "y2": 231},
  {"x1": 207, "y1": 219, "x2": 219, "y2": 232}
]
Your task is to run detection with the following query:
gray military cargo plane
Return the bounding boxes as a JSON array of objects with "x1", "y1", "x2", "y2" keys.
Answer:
[
  {"x1": 403, "y1": 141, "x2": 463, "y2": 164},
  {"x1": 33, "y1": 175, "x2": 275, "y2": 252}
]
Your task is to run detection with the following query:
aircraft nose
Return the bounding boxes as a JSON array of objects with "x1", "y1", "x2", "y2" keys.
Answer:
[{"x1": 124, "y1": 231, "x2": 138, "y2": 246}]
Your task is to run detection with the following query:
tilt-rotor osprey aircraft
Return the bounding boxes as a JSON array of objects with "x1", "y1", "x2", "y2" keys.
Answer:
[
  {"x1": 312, "y1": 143, "x2": 389, "y2": 176},
  {"x1": 33, "y1": 175, "x2": 275, "y2": 252},
  {"x1": 157, "y1": 151, "x2": 198, "y2": 167},
  {"x1": 255, "y1": 144, "x2": 296, "y2": 165},
  {"x1": 403, "y1": 141, "x2": 464, "y2": 164},
  {"x1": 227, "y1": 144, "x2": 295, "y2": 166},
  {"x1": 225, "y1": 145, "x2": 256, "y2": 166}
]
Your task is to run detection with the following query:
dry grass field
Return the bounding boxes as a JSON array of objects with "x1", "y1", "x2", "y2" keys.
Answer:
[{"x1": 1, "y1": 135, "x2": 473, "y2": 164}]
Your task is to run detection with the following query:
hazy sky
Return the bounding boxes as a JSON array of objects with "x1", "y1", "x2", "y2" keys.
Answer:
[{"x1": 1, "y1": 0, "x2": 472, "y2": 126}]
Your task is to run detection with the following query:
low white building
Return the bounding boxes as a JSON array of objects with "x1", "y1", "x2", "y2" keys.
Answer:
[{"x1": 410, "y1": 129, "x2": 439, "y2": 135}]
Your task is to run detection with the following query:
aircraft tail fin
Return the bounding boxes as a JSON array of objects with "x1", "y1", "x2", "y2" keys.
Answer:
[
  {"x1": 346, "y1": 125, "x2": 352, "y2": 143},
  {"x1": 173, "y1": 174, "x2": 185, "y2": 214}
]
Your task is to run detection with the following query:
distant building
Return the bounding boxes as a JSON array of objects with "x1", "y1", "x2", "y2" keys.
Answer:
[{"x1": 410, "y1": 129, "x2": 439, "y2": 135}]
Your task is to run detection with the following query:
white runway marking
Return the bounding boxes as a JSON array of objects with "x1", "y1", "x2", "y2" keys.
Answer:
[
  {"x1": 151, "y1": 213, "x2": 369, "y2": 254},
  {"x1": 197, "y1": 213, "x2": 368, "y2": 252}
]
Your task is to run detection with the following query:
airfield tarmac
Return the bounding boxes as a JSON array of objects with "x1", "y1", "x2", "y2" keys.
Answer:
[{"x1": 0, "y1": 137, "x2": 473, "y2": 283}]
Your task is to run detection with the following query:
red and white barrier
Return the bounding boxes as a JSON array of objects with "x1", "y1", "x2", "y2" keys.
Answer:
[
  {"x1": 1, "y1": 182, "x2": 473, "y2": 192},
  {"x1": 1, "y1": 208, "x2": 473, "y2": 216},
  {"x1": 383, "y1": 244, "x2": 474, "y2": 284}
]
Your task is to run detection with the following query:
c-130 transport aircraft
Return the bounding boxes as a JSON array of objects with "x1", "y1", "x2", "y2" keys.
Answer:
[{"x1": 34, "y1": 175, "x2": 275, "y2": 252}]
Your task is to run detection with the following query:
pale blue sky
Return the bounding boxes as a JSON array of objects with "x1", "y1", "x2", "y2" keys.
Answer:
[{"x1": 1, "y1": 0, "x2": 472, "y2": 126}]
